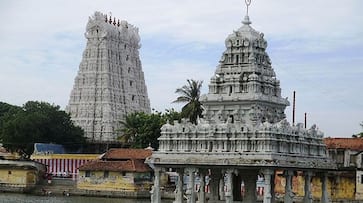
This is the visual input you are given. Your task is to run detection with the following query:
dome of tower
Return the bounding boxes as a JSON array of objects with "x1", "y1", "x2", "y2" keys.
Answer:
[{"x1": 225, "y1": 16, "x2": 267, "y2": 50}]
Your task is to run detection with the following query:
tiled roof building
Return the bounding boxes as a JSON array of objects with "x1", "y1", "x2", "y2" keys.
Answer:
[
  {"x1": 102, "y1": 148, "x2": 152, "y2": 160},
  {"x1": 324, "y1": 137, "x2": 363, "y2": 151},
  {"x1": 77, "y1": 148, "x2": 153, "y2": 194},
  {"x1": 79, "y1": 159, "x2": 151, "y2": 172}
]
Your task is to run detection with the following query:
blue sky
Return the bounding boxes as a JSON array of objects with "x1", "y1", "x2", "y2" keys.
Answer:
[{"x1": 0, "y1": 0, "x2": 362, "y2": 137}]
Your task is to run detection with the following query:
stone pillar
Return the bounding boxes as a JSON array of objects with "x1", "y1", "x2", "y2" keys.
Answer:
[
  {"x1": 151, "y1": 167, "x2": 161, "y2": 203},
  {"x1": 271, "y1": 171, "x2": 276, "y2": 203},
  {"x1": 233, "y1": 172, "x2": 242, "y2": 201},
  {"x1": 219, "y1": 177, "x2": 225, "y2": 200},
  {"x1": 198, "y1": 170, "x2": 206, "y2": 203},
  {"x1": 321, "y1": 172, "x2": 329, "y2": 203},
  {"x1": 284, "y1": 170, "x2": 294, "y2": 203},
  {"x1": 224, "y1": 169, "x2": 234, "y2": 203},
  {"x1": 303, "y1": 171, "x2": 313, "y2": 203},
  {"x1": 185, "y1": 168, "x2": 197, "y2": 203},
  {"x1": 174, "y1": 169, "x2": 184, "y2": 203},
  {"x1": 209, "y1": 169, "x2": 221, "y2": 201},
  {"x1": 263, "y1": 169, "x2": 274, "y2": 203},
  {"x1": 243, "y1": 171, "x2": 257, "y2": 203}
]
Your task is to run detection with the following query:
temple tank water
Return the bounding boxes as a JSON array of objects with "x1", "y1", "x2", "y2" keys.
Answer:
[{"x1": 0, "y1": 193, "x2": 173, "y2": 203}]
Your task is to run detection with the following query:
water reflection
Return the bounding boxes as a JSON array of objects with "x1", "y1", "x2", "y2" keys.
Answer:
[{"x1": 0, "y1": 193, "x2": 173, "y2": 203}]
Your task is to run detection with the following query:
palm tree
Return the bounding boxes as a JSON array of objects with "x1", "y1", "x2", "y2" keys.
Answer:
[
  {"x1": 117, "y1": 112, "x2": 141, "y2": 146},
  {"x1": 173, "y1": 79, "x2": 203, "y2": 124}
]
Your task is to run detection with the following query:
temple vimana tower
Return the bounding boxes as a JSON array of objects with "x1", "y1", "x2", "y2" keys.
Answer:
[
  {"x1": 66, "y1": 12, "x2": 150, "y2": 143},
  {"x1": 148, "y1": 2, "x2": 334, "y2": 202}
]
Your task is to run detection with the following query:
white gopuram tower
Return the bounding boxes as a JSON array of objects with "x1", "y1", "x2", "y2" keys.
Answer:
[{"x1": 66, "y1": 12, "x2": 150, "y2": 143}]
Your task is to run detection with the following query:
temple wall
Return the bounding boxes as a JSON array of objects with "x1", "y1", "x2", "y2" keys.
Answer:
[
  {"x1": 77, "y1": 171, "x2": 151, "y2": 191},
  {"x1": 0, "y1": 169, "x2": 37, "y2": 187},
  {"x1": 159, "y1": 121, "x2": 326, "y2": 158},
  {"x1": 274, "y1": 171, "x2": 356, "y2": 200}
]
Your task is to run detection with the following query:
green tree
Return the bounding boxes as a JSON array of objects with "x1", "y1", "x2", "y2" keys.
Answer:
[
  {"x1": 118, "y1": 109, "x2": 181, "y2": 149},
  {"x1": 118, "y1": 112, "x2": 145, "y2": 145},
  {"x1": 0, "y1": 101, "x2": 85, "y2": 158},
  {"x1": 160, "y1": 108, "x2": 181, "y2": 125},
  {"x1": 0, "y1": 102, "x2": 22, "y2": 117},
  {"x1": 173, "y1": 79, "x2": 203, "y2": 124},
  {"x1": 0, "y1": 102, "x2": 22, "y2": 136}
]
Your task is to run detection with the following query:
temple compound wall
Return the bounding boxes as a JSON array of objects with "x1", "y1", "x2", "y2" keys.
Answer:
[
  {"x1": 66, "y1": 12, "x2": 150, "y2": 143},
  {"x1": 274, "y1": 170, "x2": 355, "y2": 201},
  {"x1": 146, "y1": 9, "x2": 336, "y2": 203}
]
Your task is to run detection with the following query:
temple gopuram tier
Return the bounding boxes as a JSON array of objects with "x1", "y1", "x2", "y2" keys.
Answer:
[
  {"x1": 66, "y1": 12, "x2": 150, "y2": 143},
  {"x1": 146, "y1": 5, "x2": 336, "y2": 203}
]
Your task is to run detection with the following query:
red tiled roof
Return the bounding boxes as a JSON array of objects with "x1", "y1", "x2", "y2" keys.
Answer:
[
  {"x1": 324, "y1": 138, "x2": 363, "y2": 151},
  {"x1": 78, "y1": 159, "x2": 151, "y2": 172},
  {"x1": 102, "y1": 148, "x2": 152, "y2": 160}
]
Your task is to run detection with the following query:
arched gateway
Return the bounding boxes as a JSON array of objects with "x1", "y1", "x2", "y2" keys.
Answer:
[{"x1": 146, "y1": 3, "x2": 335, "y2": 203}]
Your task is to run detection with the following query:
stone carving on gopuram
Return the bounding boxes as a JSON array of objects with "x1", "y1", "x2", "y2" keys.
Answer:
[
  {"x1": 146, "y1": 1, "x2": 335, "y2": 203},
  {"x1": 66, "y1": 12, "x2": 150, "y2": 143}
]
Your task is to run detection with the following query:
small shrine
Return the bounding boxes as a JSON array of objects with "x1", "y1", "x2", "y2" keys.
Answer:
[{"x1": 146, "y1": 1, "x2": 335, "y2": 203}]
